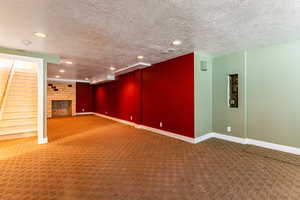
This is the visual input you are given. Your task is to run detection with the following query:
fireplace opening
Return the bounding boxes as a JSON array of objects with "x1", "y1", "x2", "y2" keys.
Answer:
[{"x1": 52, "y1": 100, "x2": 72, "y2": 117}]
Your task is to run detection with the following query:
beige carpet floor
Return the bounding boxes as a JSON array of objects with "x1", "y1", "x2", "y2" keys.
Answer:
[{"x1": 0, "y1": 115, "x2": 299, "y2": 200}]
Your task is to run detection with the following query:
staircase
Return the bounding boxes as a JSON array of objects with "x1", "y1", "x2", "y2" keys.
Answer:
[{"x1": 0, "y1": 61, "x2": 38, "y2": 140}]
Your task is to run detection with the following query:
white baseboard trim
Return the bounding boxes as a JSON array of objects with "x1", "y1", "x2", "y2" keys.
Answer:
[
  {"x1": 135, "y1": 124, "x2": 143, "y2": 129},
  {"x1": 91, "y1": 113, "x2": 300, "y2": 155},
  {"x1": 246, "y1": 138, "x2": 300, "y2": 155},
  {"x1": 38, "y1": 137, "x2": 48, "y2": 144},
  {"x1": 75, "y1": 112, "x2": 93, "y2": 115},
  {"x1": 208, "y1": 133, "x2": 300, "y2": 155},
  {"x1": 214, "y1": 133, "x2": 247, "y2": 144},
  {"x1": 194, "y1": 133, "x2": 215, "y2": 143},
  {"x1": 139, "y1": 125, "x2": 196, "y2": 143},
  {"x1": 92, "y1": 112, "x2": 197, "y2": 143},
  {"x1": 93, "y1": 112, "x2": 137, "y2": 127}
]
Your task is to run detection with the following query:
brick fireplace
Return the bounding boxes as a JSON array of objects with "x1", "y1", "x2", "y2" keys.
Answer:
[
  {"x1": 47, "y1": 82, "x2": 76, "y2": 118},
  {"x1": 52, "y1": 100, "x2": 72, "y2": 117}
]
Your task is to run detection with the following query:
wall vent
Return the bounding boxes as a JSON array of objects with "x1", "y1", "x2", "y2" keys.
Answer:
[{"x1": 200, "y1": 60, "x2": 208, "y2": 71}]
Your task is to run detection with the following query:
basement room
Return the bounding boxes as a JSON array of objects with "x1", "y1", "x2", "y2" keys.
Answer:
[{"x1": 0, "y1": 0, "x2": 300, "y2": 199}]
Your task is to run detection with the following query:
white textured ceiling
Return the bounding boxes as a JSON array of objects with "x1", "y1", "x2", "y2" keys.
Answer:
[{"x1": 1, "y1": 0, "x2": 300, "y2": 80}]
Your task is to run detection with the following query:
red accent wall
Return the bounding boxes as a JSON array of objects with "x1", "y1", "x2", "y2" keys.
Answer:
[
  {"x1": 92, "y1": 53, "x2": 194, "y2": 138},
  {"x1": 93, "y1": 70, "x2": 142, "y2": 124},
  {"x1": 142, "y1": 53, "x2": 194, "y2": 137},
  {"x1": 76, "y1": 82, "x2": 93, "y2": 113}
]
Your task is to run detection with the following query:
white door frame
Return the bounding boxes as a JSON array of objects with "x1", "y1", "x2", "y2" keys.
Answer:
[{"x1": 0, "y1": 53, "x2": 47, "y2": 144}]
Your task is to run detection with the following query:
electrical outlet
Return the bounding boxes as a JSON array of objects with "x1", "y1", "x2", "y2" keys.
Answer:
[
  {"x1": 227, "y1": 126, "x2": 232, "y2": 132},
  {"x1": 160, "y1": 122, "x2": 163, "y2": 128},
  {"x1": 105, "y1": 111, "x2": 108, "y2": 114},
  {"x1": 82, "y1": 108, "x2": 85, "y2": 112},
  {"x1": 130, "y1": 116, "x2": 133, "y2": 120}
]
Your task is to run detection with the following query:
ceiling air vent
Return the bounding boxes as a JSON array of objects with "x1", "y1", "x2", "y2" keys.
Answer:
[{"x1": 162, "y1": 48, "x2": 176, "y2": 54}]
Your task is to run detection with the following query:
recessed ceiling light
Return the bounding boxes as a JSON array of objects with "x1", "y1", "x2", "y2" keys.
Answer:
[
  {"x1": 22, "y1": 40, "x2": 32, "y2": 46},
  {"x1": 137, "y1": 55, "x2": 144, "y2": 59},
  {"x1": 172, "y1": 40, "x2": 182, "y2": 46},
  {"x1": 55, "y1": 75, "x2": 60, "y2": 78},
  {"x1": 64, "y1": 61, "x2": 73, "y2": 65},
  {"x1": 34, "y1": 32, "x2": 47, "y2": 38},
  {"x1": 110, "y1": 66, "x2": 116, "y2": 71},
  {"x1": 59, "y1": 69, "x2": 65, "y2": 73}
]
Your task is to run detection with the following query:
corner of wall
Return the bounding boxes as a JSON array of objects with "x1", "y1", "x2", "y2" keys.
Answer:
[{"x1": 194, "y1": 51, "x2": 213, "y2": 138}]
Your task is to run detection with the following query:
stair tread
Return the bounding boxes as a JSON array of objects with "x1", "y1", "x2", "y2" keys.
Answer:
[
  {"x1": 7, "y1": 97, "x2": 37, "y2": 101},
  {"x1": 6, "y1": 94, "x2": 37, "y2": 97},
  {"x1": 4, "y1": 108, "x2": 37, "y2": 111},
  {"x1": 11, "y1": 80, "x2": 36, "y2": 83},
  {"x1": 6, "y1": 99, "x2": 36, "y2": 102},
  {"x1": 13, "y1": 76, "x2": 36, "y2": 80},
  {"x1": 8, "y1": 94, "x2": 37, "y2": 97},
  {"x1": 0, "y1": 122, "x2": 37, "y2": 128},
  {"x1": 5, "y1": 105, "x2": 36, "y2": 107},
  {"x1": 12, "y1": 83, "x2": 36, "y2": 86},
  {"x1": 3, "y1": 115, "x2": 37, "y2": 120},
  {"x1": 5, "y1": 108, "x2": 36, "y2": 110},
  {"x1": 12, "y1": 77, "x2": 36, "y2": 80},
  {"x1": 0, "y1": 71, "x2": 38, "y2": 122},
  {"x1": 0, "y1": 117, "x2": 36, "y2": 121},
  {"x1": 12, "y1": 81, "x2": 36, "y2": 83},
  {"x1": 3, "y1": 110, "x2": 37, "y2": 115},
  {"x1": 5, "y1": 104, "x2": 36, "y2": 106},
  {"x1": 10, "y1": 83, "x2": 36, "y2": 86},
  {"x1": 0, "y1": 124, "x2": 37, "y2": 132},
  {"x1": 4, "y1": 112, "x2": 37, "y2": 115},
  {"x1": 5, "y1": 104, "x2": 36, "y2": 107},
  {"x1": 4, "y1": 109, "x2": 37, "y2": 113},
  {"x1": 0, "y1": 119, "x2": 36, "y2": 122},
  {"x1": 10, "y1": 87, "x2": 37, "y2": 90},
  {"x1": 0, "y1": 129, "x2": 37, "y2": 136},
  {"x1": 4, "y1": 104, "x2": 37, "y2": 109},
  {"x1": 13, "y1": 77, "x2": 36, "y2": 80},
  {"x1": 14, "y1": 70, "x2": 37, "y2": 73},
  {"x1": 14, "y1": 74, "x2": 36, "y2": 78},
  {"x1": 8, "y1": 91, "x2": 37, "y2": 93},
  {"x1": 7, "y1": 96, "x2": 37, "y2": 99},
  {"x1": 5, "y1": 105, "x2": 37, "y2": 108},
  {"x1": 14, "y1": 71, "x2": 37, "y2": 74}
]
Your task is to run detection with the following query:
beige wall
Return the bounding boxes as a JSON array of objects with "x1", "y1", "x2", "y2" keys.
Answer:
[{"x1": 47, "y1": 81, "x2": 76, "y2": 118}]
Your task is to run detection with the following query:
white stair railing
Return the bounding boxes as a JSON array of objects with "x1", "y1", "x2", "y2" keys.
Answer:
[{"x1": 0, "y1": 61, "x2": 15, "y2": 120}]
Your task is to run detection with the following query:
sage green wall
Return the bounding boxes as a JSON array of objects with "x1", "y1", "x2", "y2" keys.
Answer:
[
  {"x1": 213, "y1": 41, "x2": 300, "y2": 148},
  {"x1": 247, "y1": 42, "x2": 300, "y2": 148},
  {"x1": 194, "y1": 52, "x2": 212, "y2": 137},
  {"x1": 212, "y1": 52, "x2": 246, "y2": 138},
  {"x1": 0, "y1": 47, "x2": 59, "y2": 64}
]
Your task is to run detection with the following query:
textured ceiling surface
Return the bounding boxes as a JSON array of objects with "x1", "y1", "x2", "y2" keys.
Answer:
[{"x1": 1, "y1": 0, "x2": 300, "y2": 80}]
